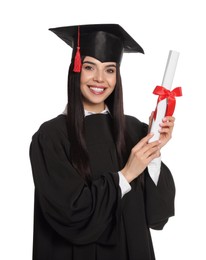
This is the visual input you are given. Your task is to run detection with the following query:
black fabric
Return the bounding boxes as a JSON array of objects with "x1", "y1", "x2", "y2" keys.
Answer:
[
  {"x1": 30, "y1": 114, "x2": 175, "y2": 260},
  {"x1": 49, "y1": 24, "x2": 144, "y2": 63}
]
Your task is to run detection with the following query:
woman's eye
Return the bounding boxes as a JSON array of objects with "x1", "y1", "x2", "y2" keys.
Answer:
[
  {"x1": 106, "y1": 68, "x2": 115, "y2": 73},
  {"x1": 83, "y1": 65, "x2": 93, "y2": 71}
]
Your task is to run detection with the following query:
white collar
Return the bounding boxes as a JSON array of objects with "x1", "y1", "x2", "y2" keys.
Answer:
[
  {"x1": 84, "y1": 106, "x2": 110, "y2": 117},
  {"x1": 62, "y1": 105, "x2": 110, "y2": 117}
]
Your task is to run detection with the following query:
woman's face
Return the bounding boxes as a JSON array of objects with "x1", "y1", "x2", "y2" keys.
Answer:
[{"x1": 80, "y1": 56, "x2": 116, "y2": 112}]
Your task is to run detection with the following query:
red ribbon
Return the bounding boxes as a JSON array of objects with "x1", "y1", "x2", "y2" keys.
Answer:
[{"x1": 153, "y1": 86, "x2": 182, "y2": 120}]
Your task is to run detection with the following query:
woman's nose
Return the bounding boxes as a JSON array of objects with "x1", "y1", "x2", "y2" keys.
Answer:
[{"x1": 93, "y1": 69, "x2": 104, "y2": 83}]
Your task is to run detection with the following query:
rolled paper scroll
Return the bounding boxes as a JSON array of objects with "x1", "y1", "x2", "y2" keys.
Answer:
[{"x1": 149, "y1": 50, "x2": 180, "y2": 142}]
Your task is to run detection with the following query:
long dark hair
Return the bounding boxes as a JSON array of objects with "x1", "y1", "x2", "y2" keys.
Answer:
[{"x1": 67, "y1": 60, "x2": 127, "y2": 182}]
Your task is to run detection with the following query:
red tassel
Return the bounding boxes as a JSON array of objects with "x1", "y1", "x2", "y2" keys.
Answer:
[
  {"x1": 73, "y1": 47, "x2": 81, "y2": 72},
  {"x1": 73, "y1": 26, "x2": 82, "y2": 72}
]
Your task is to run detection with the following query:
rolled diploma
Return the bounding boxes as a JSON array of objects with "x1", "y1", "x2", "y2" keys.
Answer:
[{"x1": 149, "y1": 50, "x2": 179, "y2": 142}]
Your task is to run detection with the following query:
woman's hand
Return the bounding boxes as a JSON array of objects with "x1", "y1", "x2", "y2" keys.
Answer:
[
  {"x1": 149, "y1": 112, "x2": 175, "y2": 149},
  {"x1": 159, "y1": 116, "x2": 175, "y2": 148},
  {"x1": 121, "y1": 133, "x2": 161, "y2": 183},
  {"x1": 121, "y1": 114, "x2": 175, "y2": 183}
]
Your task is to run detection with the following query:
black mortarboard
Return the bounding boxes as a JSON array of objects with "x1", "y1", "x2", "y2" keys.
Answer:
[{"x1": 49, "y1": 24, "x2": 144, "y2": 72}]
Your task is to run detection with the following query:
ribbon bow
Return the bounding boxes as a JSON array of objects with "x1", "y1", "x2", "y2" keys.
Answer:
[{"x1": 153, "y1": 86, "x2": 182, "y2": 120}]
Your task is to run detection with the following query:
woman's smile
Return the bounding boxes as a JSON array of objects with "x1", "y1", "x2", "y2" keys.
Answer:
[{"x1": 88, "y1": 85, "x2": 107, "y2": 95}]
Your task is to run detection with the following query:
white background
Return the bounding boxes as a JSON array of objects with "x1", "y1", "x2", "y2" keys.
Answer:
[{"x1": 0, "y1": 0, "x2": 205, "y2": 259}]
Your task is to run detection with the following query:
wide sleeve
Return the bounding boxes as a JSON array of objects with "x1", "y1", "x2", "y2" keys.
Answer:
[
  {"x1": 129, "y1": 117, "x2": 175, "y2": 230},
  {"x1": 30, "y1": 129, "x2": 121, "y2": 245},
  {"x1": 144, "y1": 162, "x2": 175, "y2": 230}
]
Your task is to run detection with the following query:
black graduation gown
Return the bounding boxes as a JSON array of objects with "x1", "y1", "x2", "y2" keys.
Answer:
[{"x1": 30, "y1": 114, "x2": 175, "y2": 260}]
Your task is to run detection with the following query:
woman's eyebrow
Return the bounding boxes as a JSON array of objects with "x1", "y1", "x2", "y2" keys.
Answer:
[
  {"x1": 105, "y1": 64, "x2": 116, "y2": 68},
  {"x1": 83, "y1": 61, "x2": 116, "y2": 68},
  {"x1": 82, "y1": 61, "x2": 96, "y2": 65}
]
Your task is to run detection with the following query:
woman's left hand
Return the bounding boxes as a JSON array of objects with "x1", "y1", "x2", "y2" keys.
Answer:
[
  {"x1": 149, "y1": 112, "x2": 175, "y2": 149},
  {"x1": 159, "y1": 116, "x2": 175, "y2": 148}
]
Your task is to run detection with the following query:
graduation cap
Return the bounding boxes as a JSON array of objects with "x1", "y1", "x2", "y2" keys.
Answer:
[{"x1": 49, "y1": 24, "x2": 144, "y2": 72}]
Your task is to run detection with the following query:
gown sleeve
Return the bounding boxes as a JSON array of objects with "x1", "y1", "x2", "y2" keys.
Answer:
[
  {"x1": 126, "y1": 116, "x2": 175, "y2": 230},
  {"x1": 141, "y1": 123, "x2": 176, "y2": 230},
  {"x1": 144, "y1": 163, "x2": 175, "y2": 230},
  {"x1": 30, "y1": 127, "x2": 121, "y2": 245}
]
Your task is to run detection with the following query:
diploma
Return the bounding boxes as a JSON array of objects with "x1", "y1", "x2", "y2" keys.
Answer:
[{"x1": 149, "y1": 50, "x2": 180, "y2": 142}]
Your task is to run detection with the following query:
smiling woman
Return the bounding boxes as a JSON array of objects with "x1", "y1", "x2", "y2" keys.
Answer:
[
  {"x1": 29, "y1": 24, "x2": 175, "y2": 260},
  {"x1": 80, "y1": 57, "x2": 117, "y2": 112}
]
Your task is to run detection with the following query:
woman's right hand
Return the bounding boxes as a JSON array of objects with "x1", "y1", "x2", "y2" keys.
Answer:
[{"x1": 121, "y1": 133, "x2": 161, "y2": 183}]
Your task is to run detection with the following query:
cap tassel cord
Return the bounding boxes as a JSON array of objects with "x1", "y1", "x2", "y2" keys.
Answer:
[{"x1": 73, "y1": 26, "x2": 82, "y2": 72}]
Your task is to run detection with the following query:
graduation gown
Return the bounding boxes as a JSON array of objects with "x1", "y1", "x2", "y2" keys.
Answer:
[{"x1": 30, "y1": 114, "x2": 175, "y2": 260}]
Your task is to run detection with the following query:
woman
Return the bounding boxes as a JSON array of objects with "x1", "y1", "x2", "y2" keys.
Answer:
[{"x1": 30, "y1": 24, "x2": 175, "y2": 260}]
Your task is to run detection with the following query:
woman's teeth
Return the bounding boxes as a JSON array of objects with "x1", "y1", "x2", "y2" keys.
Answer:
[{"x1": 90, "y1": 87, "x2": 104, "y2": 93}]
